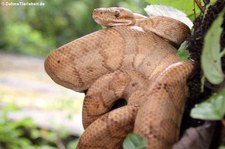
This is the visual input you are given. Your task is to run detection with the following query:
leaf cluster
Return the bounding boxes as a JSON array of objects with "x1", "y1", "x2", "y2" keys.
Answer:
[{"x1": 0, "y1": 104, "x2": 78, "y2": 149}]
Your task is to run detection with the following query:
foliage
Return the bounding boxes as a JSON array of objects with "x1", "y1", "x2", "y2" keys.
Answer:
[
  {"x1": 190, "y1": 88, "x2": 225, "y2": 120},
  {"x1": 219, "y1": 145, "x2": 225, "y2": 149},
  {"x1": 0, "y1": 0, "x2": 146, "y2": 56},
  {"x1": 177, "y1": 41, "x2": 190, "y2": 60},
  {"x1": 0, "y1": 104, "x2": 78, "y2": 149},
  {"x1": 123, "y1": 133, "x2": 148, "y2": 149},
  {"x1": 145, "y1": 0, "x2": 203, "y2": 20},
  {"x1": 4, "y1": 22, "x2": 54, "y2": 56},
  {"x1": 201, "y1": 8, "x2": 225, "y2": 85},
  {"x1": 0, "y1": 104, "x2": 36, "y2": 148},
  {"x1": 190, "y1": 7, "x2": 225, "y2": 121}
]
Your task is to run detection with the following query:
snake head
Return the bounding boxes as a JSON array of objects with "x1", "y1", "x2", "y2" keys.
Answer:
[{"x1": 92, "y1": 7, "x2": 136, "y2": 27}]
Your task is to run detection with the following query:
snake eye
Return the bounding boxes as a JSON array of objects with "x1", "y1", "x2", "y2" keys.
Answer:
[{"x1": 114, "y1": 11, "x2": 120, "y2": 18}]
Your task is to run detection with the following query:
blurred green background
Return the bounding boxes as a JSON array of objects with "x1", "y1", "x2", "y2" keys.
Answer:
[{"x1": 0, "y1": 0, "x2": 147, "y2": 56}]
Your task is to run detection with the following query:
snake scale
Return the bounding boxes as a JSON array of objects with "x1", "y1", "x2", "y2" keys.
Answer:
[{"x1": 44, "y1": 7, "x2": 194, "y2": 149}]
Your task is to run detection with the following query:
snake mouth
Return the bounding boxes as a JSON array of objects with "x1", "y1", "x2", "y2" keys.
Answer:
[
  {"x1": 94, "y1": 16, "x2": 135, "y2": 27},
  {"x1": 93, "y1": 16, "x2": 103, "y2": 25},
  {"x1": 109, "y1": 19, "x2": 135, "y2": 26}
]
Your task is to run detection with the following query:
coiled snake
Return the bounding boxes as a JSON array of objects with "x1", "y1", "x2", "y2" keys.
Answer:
[{"x1": 44, "y1": 7, "x2": 194, "y2": 149}]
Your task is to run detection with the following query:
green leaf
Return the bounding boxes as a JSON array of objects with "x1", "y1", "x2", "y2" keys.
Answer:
[
  {"x1": 190, "y1": 88, "x2": 225, "y2": 120},
  {"x1": 123, "y1": 133, "x2": 148, "y2": 149},
  {"x1": 219, "y1": 145, "x2": 225, "y2": 149},
  {"x1": 200, "y1": 75, "x2": 205, "y2": 92},
  {"x1": 177, "y1": 41, "x2": 190, "y2": 60},
  {"x1": 145, "y1": 0, "x2": 202, "y2": 20},
  {"x1": 201, "y1": 8, "x2": 225, "y2": 85},
  {"x1": 220, "y1": 48, "x2": 225, "y2": 57}
]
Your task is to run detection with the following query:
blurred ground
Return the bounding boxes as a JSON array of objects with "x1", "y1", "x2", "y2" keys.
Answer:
[{"x1": 0, "y1": 51, "x2": 84, "y2": 136}]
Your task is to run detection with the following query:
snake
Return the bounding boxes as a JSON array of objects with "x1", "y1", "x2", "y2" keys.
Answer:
[{"x1": 44, "y1": 7, "x2": 193, "y2": 149}]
